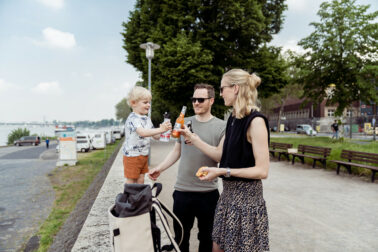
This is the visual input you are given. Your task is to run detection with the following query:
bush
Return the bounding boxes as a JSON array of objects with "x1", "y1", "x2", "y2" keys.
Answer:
[{"x1": 7, "y1": 128, "x2": 30, "y2": 145}]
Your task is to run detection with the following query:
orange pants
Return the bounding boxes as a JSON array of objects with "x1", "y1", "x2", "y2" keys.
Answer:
[{"x1": 123, "y1": 155, "x2": 149, "y2": 179}]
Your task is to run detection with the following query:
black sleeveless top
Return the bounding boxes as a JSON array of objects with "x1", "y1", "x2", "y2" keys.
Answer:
[{"x1": 220, "y1": 110, "x2": 270, "y2": 181}]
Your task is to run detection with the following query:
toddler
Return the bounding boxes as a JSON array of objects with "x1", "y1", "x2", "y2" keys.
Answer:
[{"x1": 122, "y1": 86, "x2": 171, "y2": 184}]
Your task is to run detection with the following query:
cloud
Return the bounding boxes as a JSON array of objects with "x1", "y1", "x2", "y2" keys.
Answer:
[
  {"x1": 83, "y1": 73, "x2": 93, "y2": 78},
  {"x1": 280, "y1": 39, "x2": 308, "y2": 54},
  {"x1": 32, "y1": 81, "x2": 63, "y2": 95},
  {"x1": 0, "y1": 79, "x2": 12, "y2": 92},
  {"x1": 0, "y1": 79, "x2": 20, "y2": 93},
  {"x1": 37, "y1": 0, "x2": 64, "y2": 10},
  {"x1": 287, "y1": 0, "x2": 323, "y2": 13},
  {"x1": 34, "y1": 27, "x2": 76, "y2": 49}
]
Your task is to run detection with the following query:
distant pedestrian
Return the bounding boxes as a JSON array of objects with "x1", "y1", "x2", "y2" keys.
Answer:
[
  {"x1": 45, "y1": 138, "x2": 50, "y2": 148},
  {"x1": 331, "y1": 120, "x2": 339, "y2": 139},
  {"x1": 122, "y1": 86, "x2": 172, "y2": 184}
]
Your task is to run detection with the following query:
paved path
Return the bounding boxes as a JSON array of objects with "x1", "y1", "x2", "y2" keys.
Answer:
[
  {"x1": 0, "y1": 144, "x2": 58, "y2": 252},
  {"x1": 73, "y1": 140, "x2": 378, "y2": 252}
]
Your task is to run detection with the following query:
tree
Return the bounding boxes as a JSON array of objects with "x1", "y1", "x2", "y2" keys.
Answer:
[
  {"x1": 260, "y1": 50, "x2": 302, "y2": 130},
  {"x1": 297, "y1": 0, "x2": 378, "y2": 115},
  {"x1": 7, "y1": 128, "x2": 30, "y2": 145},
  {"x1": 122, "y1": 0, "x2": 288, "y2": 122},
  {"x1": 115, "y1": 98, "x2": 132, "y2": 122}
]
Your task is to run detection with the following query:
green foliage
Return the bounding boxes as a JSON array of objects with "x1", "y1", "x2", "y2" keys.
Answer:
[
  {"x1": 7, "y1": 128, "x2": 30, "y2": 145},
  {"x1": 261, "y1": 50, "x2": 302, "y2": 117},
  {"x1": 115, "y1": 98, "x2": 132, "y2": 122},
  {"x1": 122, "y1": 0, "x2": 288, "y2": 122},
  {"x1": 297, "y1": 0, "x2": 378, "y2": 115}
]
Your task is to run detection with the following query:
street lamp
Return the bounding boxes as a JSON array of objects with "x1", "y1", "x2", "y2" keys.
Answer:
[
  {"x1": 140, "y1": 42, "x2": 160, "y2": 165},
  {"x1": 140, "y1": 42, "x2": 160, "y2": 118}
]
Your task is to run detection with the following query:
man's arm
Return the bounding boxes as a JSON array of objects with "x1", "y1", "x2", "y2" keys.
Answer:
[{"x1": 148, "y1": 142, "x2": 181, "y2": 180}]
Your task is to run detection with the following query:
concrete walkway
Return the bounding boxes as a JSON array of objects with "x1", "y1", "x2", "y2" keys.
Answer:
[{"x1": 73, "y1": 140, "x2": 378, "y2": 252}]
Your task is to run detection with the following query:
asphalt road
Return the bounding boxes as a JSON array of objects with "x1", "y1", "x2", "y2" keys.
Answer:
[{"x1": 0, "y1": 143, "x2": 58, "y2": 252}]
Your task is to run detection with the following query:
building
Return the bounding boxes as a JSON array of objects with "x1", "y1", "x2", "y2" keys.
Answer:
[{"x1": 267, "y1": 98, "x2": 375, "y2": 133}]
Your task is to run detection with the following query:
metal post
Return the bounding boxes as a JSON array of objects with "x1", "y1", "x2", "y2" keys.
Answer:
[
  {"x1": 140, "y1": 42, "x2": 160, "y2": 166},
  {"x1": 373, "y1": 103, "x2": 376, "y2": 141},
  {"x1": 349, "y1": 109, "x2": 352, "y2": 139},
  {"x1": 148, "y1": 58, "x2": 152, "y2": 118},
  {"x1": 147, "y1": 58, "x2": 151, "y2": 165}
]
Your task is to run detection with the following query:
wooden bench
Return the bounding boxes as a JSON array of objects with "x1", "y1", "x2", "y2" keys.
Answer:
[
  {"x1": 291, "y1": 145, "x2": 331, "y2": 168},
  {"x1": 330, "y1": 150, "x2": 378, "y2": 182},
  {"x1": 269, "y1": 142, "x2": 293, "y2": 161}
]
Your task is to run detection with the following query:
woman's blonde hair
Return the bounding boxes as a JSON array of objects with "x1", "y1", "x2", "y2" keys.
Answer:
[
  {"x1": 126, "y1": 86, "x2": 152, "y2": 106},
  {"x1": 222, "y1": 69, "x2": 261, "y2": 119}
]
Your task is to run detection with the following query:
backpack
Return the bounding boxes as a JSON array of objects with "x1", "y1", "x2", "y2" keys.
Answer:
[{"x1": 108, "y1": 183, "x2": 183, "y2": 252}]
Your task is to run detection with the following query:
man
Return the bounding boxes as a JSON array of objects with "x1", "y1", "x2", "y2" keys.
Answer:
[
  {"x1": 45, "y1": 137, "x2": 50, "y2": 148},
  {"x1": 149, "y1": 83, "x2": 225, "y2": 252},
  {"x1": 331, "y1": 120, "x2": 339, "y2": 139}
]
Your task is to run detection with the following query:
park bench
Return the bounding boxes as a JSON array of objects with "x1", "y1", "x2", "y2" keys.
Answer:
[
  {"x1": 330, "y1": 150, "x2": 378, "y2": 182},
  {"x1": 269, "y1": 142, "x2": 293, "y2": 161},
  {"x1": 291, "y1": 144, "x2": 331, "y2": 168}
]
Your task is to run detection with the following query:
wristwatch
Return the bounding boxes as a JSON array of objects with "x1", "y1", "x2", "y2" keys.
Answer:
[{"x1": 225, "y1": 168, "x2": 231, "y2": 178}]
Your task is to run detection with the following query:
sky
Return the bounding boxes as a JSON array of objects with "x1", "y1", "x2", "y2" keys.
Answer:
[{"x1": 0, "y1": 0, "x2": 376, "y2": 123}]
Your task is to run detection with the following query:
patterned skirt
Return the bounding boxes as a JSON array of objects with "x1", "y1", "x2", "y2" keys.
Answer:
[{"x1": 212, "y1": 179, "x2": 269, "y2": 252}]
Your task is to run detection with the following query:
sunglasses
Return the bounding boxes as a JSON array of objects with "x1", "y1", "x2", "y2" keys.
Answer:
[
  {"x1": 220, "y1": 85, "x2": 234, "y2": 93},
  {"x1": 190, "y1": 97, "x2": 211, "y2": 103}
]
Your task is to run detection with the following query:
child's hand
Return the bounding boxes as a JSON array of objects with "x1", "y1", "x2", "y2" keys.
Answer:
[{"x1": 160, "y1": 121, "x2": 172, "y2": 132}]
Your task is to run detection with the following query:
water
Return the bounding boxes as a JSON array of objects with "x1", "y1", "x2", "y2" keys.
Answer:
[{"x1": 0, "y1": 125, "x2": 56, "y2": 146}]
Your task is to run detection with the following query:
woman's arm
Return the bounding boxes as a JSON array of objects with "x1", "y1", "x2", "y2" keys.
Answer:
[
  {"x1": 199, "y1": 117, "x2": 269, "y2": 181},
  {"x1": 178, "y1": 126, "x2": 224, "y2": 162}
]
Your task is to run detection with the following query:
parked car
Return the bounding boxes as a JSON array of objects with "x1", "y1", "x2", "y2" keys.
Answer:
[
  {"x1": 14, "y1": 136, "x2": 40, "y2": 146},
  {"x1": 296, "y1": 124, "x2": 317, "y2": 136}
]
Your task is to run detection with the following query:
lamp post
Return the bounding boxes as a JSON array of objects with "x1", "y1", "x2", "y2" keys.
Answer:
[
  {"x1": 140, "y1": 42, "x2": 160, "y2": 165},
  {"x1": 140, "y1": 42, "x2": 160, "y2": 118}
]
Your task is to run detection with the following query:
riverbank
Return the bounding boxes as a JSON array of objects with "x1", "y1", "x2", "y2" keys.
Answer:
[{"x1": 22, "y1": 140, "x2": 123, "y2": 252}]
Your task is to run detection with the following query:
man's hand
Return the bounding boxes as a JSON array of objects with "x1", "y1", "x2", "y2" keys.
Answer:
[{"x1": 148, "y1": 168, "x2": 161, "y2": 181}]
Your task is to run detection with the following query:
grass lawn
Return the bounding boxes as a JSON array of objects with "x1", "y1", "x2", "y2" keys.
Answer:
[
  {"x1": 34, "y1": 140, "x2": 121, "y2": 252},
  {"x1": 270, "y1": 135, "x2": 378, "y2": 176}
]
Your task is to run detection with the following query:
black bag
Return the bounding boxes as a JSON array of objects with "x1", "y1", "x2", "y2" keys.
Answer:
[{"x1": 108, "y1": 183, "x2": 183, "y2": 252}]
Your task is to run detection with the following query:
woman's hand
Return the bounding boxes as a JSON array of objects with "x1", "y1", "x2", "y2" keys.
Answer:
[{"x1": 198, "y1": 167, "x2": 222, "y2": 181}]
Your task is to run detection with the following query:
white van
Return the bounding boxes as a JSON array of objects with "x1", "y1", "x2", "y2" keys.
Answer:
[
  {"x1": 105, "y1": 130, "x2": 115, "y2": 144},
  {"x1": 91, "y1": 132, "x2": 106, "y2": 149},
  {"x1": 76, "y1": 134, "x2": 91, "y2": 152},
  {"x1": 112, "y1": 129, "x2": 122, "y2": 140}
]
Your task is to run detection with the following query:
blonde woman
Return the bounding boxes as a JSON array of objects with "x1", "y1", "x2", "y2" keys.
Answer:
[{"x1": 180, "y1": 69, "x2": 270, "y2": 251}]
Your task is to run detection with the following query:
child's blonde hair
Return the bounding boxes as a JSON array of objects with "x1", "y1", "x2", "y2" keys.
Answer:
[{"x1": 126, "y1": 86, "x2": 152, "y2": 106}]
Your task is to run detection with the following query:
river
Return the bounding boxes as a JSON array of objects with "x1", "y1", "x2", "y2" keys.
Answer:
[{"x1": 0, "y1": 125, "x2": 56, "y2": 146}]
